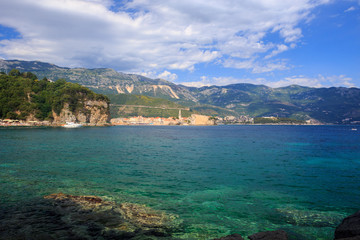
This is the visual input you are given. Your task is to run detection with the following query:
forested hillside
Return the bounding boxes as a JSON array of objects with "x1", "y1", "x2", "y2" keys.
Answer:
[
  {"x1": 108, "y1": 94, "x2": 195, "y2": 118},
  {"x1": 0, "y1": 70, "x2": 109, "y2": 122}
]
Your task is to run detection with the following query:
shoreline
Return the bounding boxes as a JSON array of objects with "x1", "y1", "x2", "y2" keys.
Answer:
[
  {"x1": 0, "y1": 120, "x2": 111, "y2": 128},
  {"x1": 1, "y1": 121, "x2": 357, "y2": 128}
]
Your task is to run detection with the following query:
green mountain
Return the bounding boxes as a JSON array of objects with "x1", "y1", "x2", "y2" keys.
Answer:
[
  {"x1": 193, "y1": 84, "x2": 360, "y2": 123},
  {"x1": 1, "y1": 59, "x2": 360, "y2": 124}
]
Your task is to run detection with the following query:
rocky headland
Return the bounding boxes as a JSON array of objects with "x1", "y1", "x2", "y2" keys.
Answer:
[
  {"x1": 51, "y1": 100, "x2": 110, "y2": 126},
  {"x1": 0, "y1": 98, "x2": 110, "y2": 127}
]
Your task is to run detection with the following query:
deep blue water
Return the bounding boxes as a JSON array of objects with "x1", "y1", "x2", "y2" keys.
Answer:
[{"x1": 1, "y1": 125, "x2": 360, "y2": 239}]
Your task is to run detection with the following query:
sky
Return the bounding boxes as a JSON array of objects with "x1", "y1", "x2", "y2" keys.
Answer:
[{"x1": 0, "y1": 0, "x2": 359, "y2": 88}]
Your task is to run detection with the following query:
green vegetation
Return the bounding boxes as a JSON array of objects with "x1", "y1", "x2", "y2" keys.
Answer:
[
  {"x1": 254, "y1": 117, "x2": 305, "y2": 124},
  {"x1": 192, "y1": 105, "x2": 239, "y2": 117},
  {"x1": 108, "y1": 94, "x2": 194, "y2": 118},
  {"x1": 0, "y1": 70, "x2": 109, "y2": 120},
  {"x1": 110, "y1": 106, "x2": 194, "y2": 118},
  {"x1": 108, "y1": 94, "x2": 183, "y2": 108}
]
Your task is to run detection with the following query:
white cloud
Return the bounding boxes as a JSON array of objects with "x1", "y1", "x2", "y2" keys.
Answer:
[
  {"x1": 345, "y1": 6, "x2": 356, "y2": 12},
  {"x1": 264, "y1": 75, "x2": 356, "y2": 88},
  {"x1": 0, "y1": 0, "x2": 329, "y2": 73},
  {"x1": 157, "y1": 70, "x2": 178, "y2": 81},
  {"x1": 265, "y1": 44, "x2": 289, "y2": 59},
  {"x1": 223, "y1": 58, "x2": 289, "y2": 73},
  {"x1": 137, "y1": 70, "x2": 178, "y2": 81},
  {"x1": 181, "y1": 74, "x2": 355, "y2": 88},
  {"x1": 182, "y1": 76, "x2": 270, "y2": 87},
  {"x1": 182, "y1": 76, "x2": 213, "y2": 87}
]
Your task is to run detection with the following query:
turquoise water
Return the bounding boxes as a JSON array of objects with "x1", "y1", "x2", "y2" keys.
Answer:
[{"x1": 1, "y1": 125, "x2": 360, "y2": 239}]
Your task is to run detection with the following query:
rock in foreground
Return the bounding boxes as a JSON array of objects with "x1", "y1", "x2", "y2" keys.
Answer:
[
  {"x1": 248, "y1": 230, "x2": 288, "y2": 240},
  {"x1": 212, "y1": 230, "x2": 288, "y2": 240},
  {"x1": 335, "y1": 211, "x2": 360, "y2": 239},
  {"x1": 213, "y1": 233, "x2": 244, "y2": 240},
  {"x1": 0, "y1": 193, "x2": 182, "y2": 240}
]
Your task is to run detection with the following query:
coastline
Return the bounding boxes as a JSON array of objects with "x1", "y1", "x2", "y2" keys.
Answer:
[
  {"x1": 0, "y1": 119, "x2": 111, "y2": 127},
  {"x1": 0, "y1": 120, "x2": 334, "y2": 127},
  {"x1": 2, "y1": 117, "x2": 355, "y2": 127}
]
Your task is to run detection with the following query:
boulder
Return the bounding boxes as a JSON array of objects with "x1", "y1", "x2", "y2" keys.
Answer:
[
  {"x1": 248, "y1": 230, "x2": 288, "y2": 240},
  {"x1": 335, "y1": 211, "x2": 360, "y2": 239},
  {"x1": 213, "y1": 233, "x2": 244, "y2": 240},
  {"x1": 335, "y1": 237, "x2": 360, "y2": 240}
]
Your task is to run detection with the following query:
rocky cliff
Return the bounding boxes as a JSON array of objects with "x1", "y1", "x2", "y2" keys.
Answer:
[
  {"x1": 189, "y1": 114, "x2": 216, "y2": 125},
  {"x1": 52, "y1": 100, "x2": 110, "y2": 126}
]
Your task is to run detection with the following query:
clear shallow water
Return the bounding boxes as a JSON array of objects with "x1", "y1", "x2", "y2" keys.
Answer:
[{"x1": 1, "y1": 125, "x2": 360, "y2": 239}]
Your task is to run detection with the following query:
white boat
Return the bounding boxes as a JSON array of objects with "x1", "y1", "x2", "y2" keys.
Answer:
[{"x1": 62, "y1": 122, "x2": 83, "y2": 128}]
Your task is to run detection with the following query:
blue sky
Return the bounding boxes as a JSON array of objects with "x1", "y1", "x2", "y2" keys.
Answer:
[{"x1": 0, "y1": 0, "x2": 359, "y2": 88}]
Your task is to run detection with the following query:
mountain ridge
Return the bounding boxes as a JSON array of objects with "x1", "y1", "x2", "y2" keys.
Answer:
[{"x1": 1, "y1": 59, "x2": 359, "y2": 124}]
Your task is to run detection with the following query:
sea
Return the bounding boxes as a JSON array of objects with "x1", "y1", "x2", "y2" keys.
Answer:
[{"x1": 0, "y1": 125, "x2": 359, "y2": 239}]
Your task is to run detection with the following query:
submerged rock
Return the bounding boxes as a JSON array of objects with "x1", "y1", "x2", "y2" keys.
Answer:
[
  {"x1": 334, "y1": 211, "x2": 360, "y2": 239},
  {"x1": 213, "y1": 230, "x2": 288, "y2": 240},
  {"x1": 248, "y1": 230, "x2": 288, "y2": 240},
  {"x1": 275, "y1": 208, "x2": 344, "y2": 227},
  {"x1": 213, "y1": 233, "x2": 244, "y2": 240},
  {"x1": 120, "y1": 202, "x2": 180, "y2": 231},
  {"x1": 0, "y1": 193, "x2": 182, "y2": 240}
]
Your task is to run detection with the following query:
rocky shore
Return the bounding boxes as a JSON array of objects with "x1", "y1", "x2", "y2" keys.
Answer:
[
  {"x1": 0, "y1": 120, "x2": 111, "y2": 127},
  {"x1": 0, "y1": 193, "x2": 182, "y2": 240},
  {"x1": 0, "y1": 193, "x2": 359, "y2": 240}
]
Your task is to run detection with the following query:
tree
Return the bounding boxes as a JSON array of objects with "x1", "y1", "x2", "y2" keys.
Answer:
[
  {"x1": 8, "y1": 69, "x2": 21, "y2": 77},
  {"x1": 5, "y1": 112, "x2": 18, "y2": 119},
  {"x1": 0, "y1": 73, "x2": 109, "y2": 121},
  {"x1": 23, "y1": 72, "x2": 38, "y2": 80}
]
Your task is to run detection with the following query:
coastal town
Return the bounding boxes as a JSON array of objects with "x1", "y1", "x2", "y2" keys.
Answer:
[{"x1": 1, "y1": 113, "x2": 321, "y2": 127}]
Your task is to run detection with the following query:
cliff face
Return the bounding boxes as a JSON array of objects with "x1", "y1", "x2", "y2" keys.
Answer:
[
  {"x1": 52, "y1": 100, "x2": 110, "y2": 126},
  {"x1": 189, "y1": 114, "x2": 216, "y2": 125}
]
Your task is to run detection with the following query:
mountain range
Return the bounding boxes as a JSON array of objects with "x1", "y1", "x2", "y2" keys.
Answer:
[{"x1": 1, "y1": 59, "x2": 360, "y2": 124}]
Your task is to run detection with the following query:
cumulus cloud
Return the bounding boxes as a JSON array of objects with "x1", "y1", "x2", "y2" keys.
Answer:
[
  {"x1": 137, "y1": 70, "x2": 178, "y2": 81},
  {"x1": 0, "y1": 0, "x2": 329, "y2": 74},
  {"x1": 156, "y1": 70, "x2": 178, "y2": 81}
]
